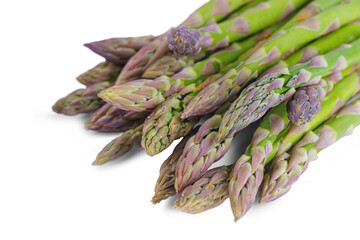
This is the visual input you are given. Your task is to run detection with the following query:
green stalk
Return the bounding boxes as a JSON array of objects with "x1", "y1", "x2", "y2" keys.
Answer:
[
  {"x1": 182, "y1": 1, "x2": 360, "y2": 119},
  {"x1": 219, "y1": 36, "x2": 360, "y2": 141},
  {"x1": 92, "y1": 124, "x2": 143, "y2": 165},
  {"x1": 260, "y1": 92, "x2": 360, "y2": 202},
  {"x1": 190, "y1": 0, "x2": 309, "y2": 52}
]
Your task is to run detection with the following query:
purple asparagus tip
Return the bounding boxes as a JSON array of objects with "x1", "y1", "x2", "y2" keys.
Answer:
[
  {"x1": 167, "y1": 26, "x2": 201, "y2": 56},
  {"x1": 287, "y1": 87, "x2": 321, "y2": 126}
]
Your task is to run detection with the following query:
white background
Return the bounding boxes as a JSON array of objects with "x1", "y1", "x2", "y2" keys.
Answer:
[{"x1": 1, "y1": 0, "x2": 360, "y2": 239}]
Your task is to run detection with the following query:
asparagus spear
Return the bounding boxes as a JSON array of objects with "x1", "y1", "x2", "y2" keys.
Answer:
[
  {"x1": 179, "y1": 0, "x2": 256, "y2": 28},
  {"x1": 92, "y1": 124, "x2": 143, "y2": 165},
  {"x1": 283, "y1": 20, "x2": 360, "y2": 67},
  {"x1": 85, "y1": 103, "x2": 148, "y2": 132},
  {"x1": 84, "y1": 36, "x2": 154, "y2": 65},
  {"x1": 182, "y1": 1, "x2": 360, "y2": 119},
  {"x1": 259, "y1": 93, "x2": 360, "y2": 203},
  {"x1": 168, "y1": 0, "x2": 309, "y2": 55},
  {"x1": 287, "y1": 87, "x2": 322, "y2": 126},
  {"x1": 142, "y1": 94, "x2": 199, "y2": 156},
  {"x1": 52, "y1": 82, "x2": 111, "y2": 116},
  {"x1": 219, "y1": 37, "x2": 360, "y2": 141},
  {"x1": 174, "y1": 166, "x2": 231, "y2": 213},
  {"x1": 76, "y1": 61, "x2": 123, "y2": 87}
]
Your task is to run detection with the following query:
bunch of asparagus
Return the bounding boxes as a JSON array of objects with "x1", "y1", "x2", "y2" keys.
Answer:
[{"x1": 53, "y1": 0, "x2": 360, "y2": 221}]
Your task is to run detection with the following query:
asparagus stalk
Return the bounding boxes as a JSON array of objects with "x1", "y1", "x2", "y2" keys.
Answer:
[
  {"x1": 84, "y1": 36, "x2": 154, "y2": 65},
  {"x1": 85, "y1": 103, "x2": 148, "y2": 132},
  {"x1": 219, "y1": 37, "x2": 360, "y2": 141},
  {"x1": 52, "y1": 82, "x2": 111, "y2": 116},
  {"x1": 260, "y1": 93, "x2": 360, "y2": 203},
  {"x1": 76, "y1": 61, "x2": 123, "y2": 87},
  {"x1": 92, "y1": 124, "x2": 143, "y2": 165},
  {"x1": 182, "y1": 1, "x2": 360, "y2": 119},
  {"x1": 284, "y1": 20, "x2": 360, "y2": 67},
  {"x1": 142, "y1": 94, "x2": 199, "y2": 156},
  {"x1": 169, "y1": 0, "x2": 309, "y2": 55},
  {"x1": 174, "y1": 166, "x2": 231, "y2": 213}
]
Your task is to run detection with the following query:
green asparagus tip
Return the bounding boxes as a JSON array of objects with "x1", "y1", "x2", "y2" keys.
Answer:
[{"x1": 92, "y1": 157, "x2": 107, "y2": 166}]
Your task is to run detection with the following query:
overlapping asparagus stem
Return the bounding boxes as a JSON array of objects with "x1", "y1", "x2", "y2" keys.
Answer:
[
  {"x1": 219, "y1": 37, "x2": 360, "y2": 141},
  {"x1": 170, "y1": 0, "x2": 308, "y2": 55},
  {"x1": 84, "y1": 36, "x2": 154, "y2": 65},
  {"x1": 182, "y1": 1, "x2": 360, "y2": 119},
  {"x1": 92, "y1": 124, "x2": 143, "y2": 165},
  {"x1": 152, "y1": 129, "x2": 198, "y2": 204},
  {"x1": 174, "y1": 66, "x2": 360, "y2": 218},
  {"x1": 283, "y1": 20, "x2": 360, "y2": 67},
  {"x1": 172, "y1": 34, "x2": 360, "y2": 195},
  {"x1": 99, "y1": 39, "x2": 266, "y2": 112},
  {"x1": 260, "y1": 93, "x2": 360, "y2": 203},
  {"x1": 52, "y1": 82, "x2": 111, "y2": 115}
]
